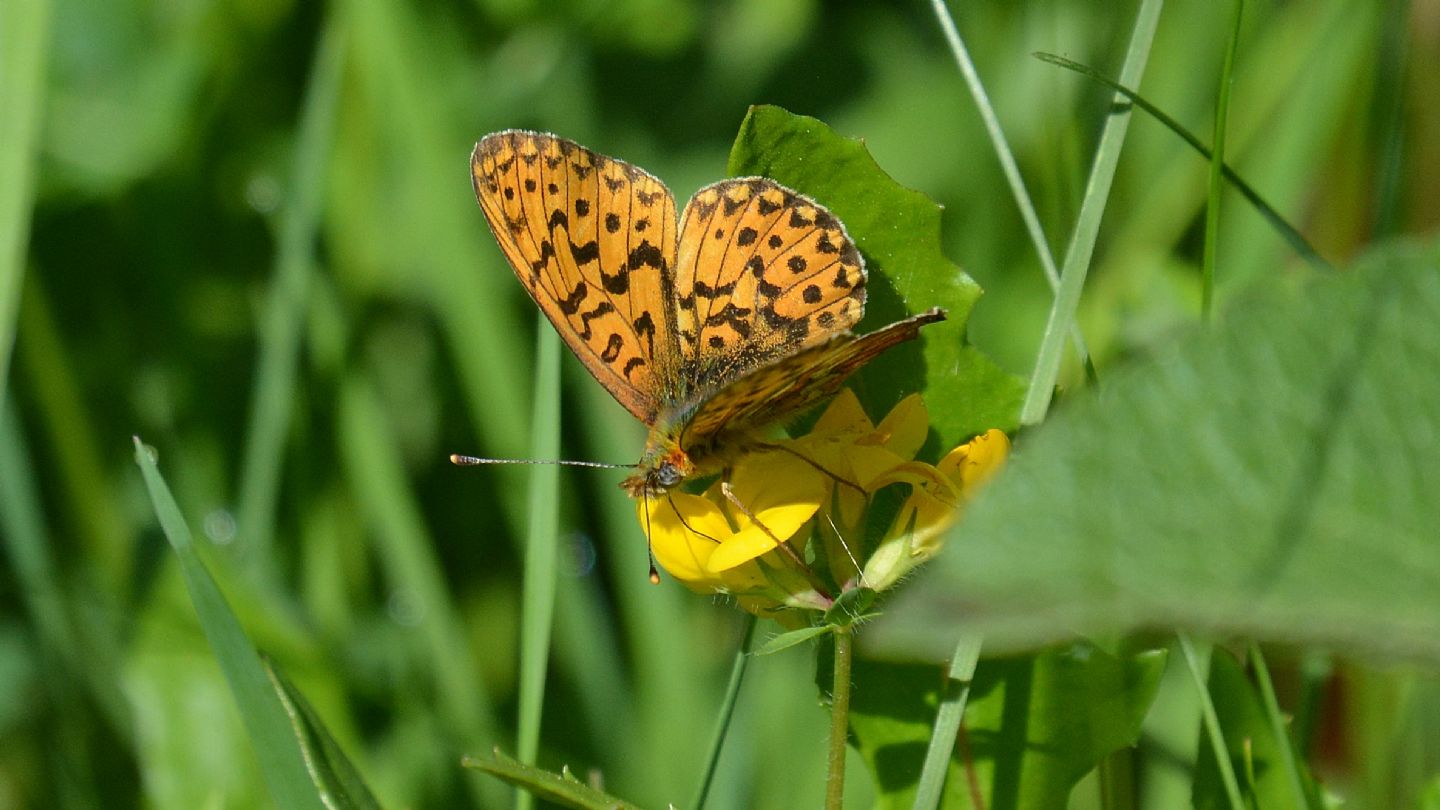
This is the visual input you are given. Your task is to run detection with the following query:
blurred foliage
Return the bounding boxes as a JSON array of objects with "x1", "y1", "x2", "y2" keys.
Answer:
[{"x1": 2, "y1": 0, "x2": 1439, "y2": 807}]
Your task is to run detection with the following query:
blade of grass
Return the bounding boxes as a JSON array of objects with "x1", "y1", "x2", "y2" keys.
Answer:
[
  {"x1": 690, "y1": 614, "x2": 756, "y2": 810},
  {"x1": 1020, "y1": 0, "x2": 1164, "y2": 426},
  {"x1": 0, "y1": 0, "x2": 50, "y2": 402},
  {"x1": 927, "y1": 0, "x2": 1094, "y2": 381},
  {"x1": 1032, "y1": 52, "x2": 1332, "y2": 272},
  {"x1": 1369, "y1": 0, "x2": 1409, "y2": 238},
  {"x1": 236, "y1": 10, "x2": 348, "y2": 582},
  {"x1": 0, "y1": 403, "x2": 111, "y2": 806},
  {"x1": 910, "y1": 632, "x2": 982, "y2": 810},
  {"x1": 263, "y1": 657, "x2": 385, "y2": 810},
  {"x1": 1178, "y1": 635, "x2": 1244, "y2": 810},
  {"x1": 132, "y1": 435, "x2": 328, "y2": 810},
  {"x1": 1247, "y1": 644, "x2": 1313, "y2": 809},
  {"x1": 1202, "y1": 0, "x2": 1244, "y2": 321},
  {"x1": 516, "y1": 323, "x2": 562, "y2": 810},
  {"x1": 15, "y1": 281, "x2": 132, "y2": 606}
]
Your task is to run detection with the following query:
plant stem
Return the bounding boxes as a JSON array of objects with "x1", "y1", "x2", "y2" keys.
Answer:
[
  {"x1": 927, "y1": 0, "x2": 1095, "y2": 378},
  {"x1": 1020, "y1": 0, "x2": 1163, "y2": 426},
  {"x1": 1202, "y1": 0, "x2": 1244, "y2": 322},
  {"x1": 826, "y1": 625, "x2": 855, "y2": 810},
  {"x1": 912, "y1": 633, "x2": 982, "y2": 810},
  {"x1": 1249, "y1": 643, "x2": 1311, "y2": 808},
  {"x1": 690, "y1": 615, "x2": 756, "y2": 810},
  {"x1": 1178, "y1": 634, "x2": 1245, "y2": 810},
  {"x1": 516, "y1": 323, "x2": 562, "y2": 810}
]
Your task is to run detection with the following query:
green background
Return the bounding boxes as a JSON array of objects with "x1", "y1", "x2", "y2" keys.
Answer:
[{"x1": 1, "y1": 0, "x2": 1436, "y2": 807}]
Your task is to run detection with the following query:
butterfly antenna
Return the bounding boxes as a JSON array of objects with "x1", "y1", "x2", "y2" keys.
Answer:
[
  {"x1": 643, "y1": 490, "x2": 660, "y2": 584},
  {"x1": 449, "y1": 454, "x2": 634, "y2": 470}
]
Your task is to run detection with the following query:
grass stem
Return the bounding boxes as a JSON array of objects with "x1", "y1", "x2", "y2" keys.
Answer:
[
  {"x1": 1202, "y1": 0, "x2": 1244, "y2": 321},
  {"x1": 826, "y1": 625, "x2": 855, "y2": 810},
  {"x1": 690, "y1": 615, "x2": 757, "y2": 810},
  {"x1": 1179, "y1": 635, "x2": 1245, "y2": 810}
]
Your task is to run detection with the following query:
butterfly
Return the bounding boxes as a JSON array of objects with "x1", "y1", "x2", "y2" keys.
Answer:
[{"x1": 470, "y1": 130, "x2": 944, "y2": 497}]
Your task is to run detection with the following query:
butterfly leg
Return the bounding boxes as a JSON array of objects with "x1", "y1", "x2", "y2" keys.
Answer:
[
  {"x1": 719, "y1": 479, "x2": 832, "y2": 600},
  {"x1": 752, "y1": 442, "x2": 866, "y2": 498}
]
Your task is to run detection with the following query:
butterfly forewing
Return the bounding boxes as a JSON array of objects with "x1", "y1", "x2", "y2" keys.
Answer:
[
  {"x1": 671, "y1": 178, "x2": 866, "y2": 399},
  {"x1": 472, "y1": 131, "x2": 679, "y2": 424}
]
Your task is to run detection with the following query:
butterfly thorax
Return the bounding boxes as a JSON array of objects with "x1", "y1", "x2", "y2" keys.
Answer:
[{"x1": 619, "y1": 412, "x2": 760, "y2": 497}]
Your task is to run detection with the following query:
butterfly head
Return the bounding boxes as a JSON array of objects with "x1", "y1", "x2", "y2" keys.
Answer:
[{"x1": 620, "y1": 440, "x2": 694, "y2": 497}]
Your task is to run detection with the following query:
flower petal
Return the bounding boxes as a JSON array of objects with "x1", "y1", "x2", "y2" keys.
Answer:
[
  {"x1": 640, "y1": 493, "x2": 729, "y2": 587},
  {"x1": 938, "y1": 429, "x2": 1011, "y2": 492},
  {"x1": 810, "y1": 388, "x2": 873, "y2": 435},
  {"x1": 873, "y1": 394, "x2": 929, "y2": 460},
  {"x1": 708, "y1": 501, "x2": 820, "y2": 572}
]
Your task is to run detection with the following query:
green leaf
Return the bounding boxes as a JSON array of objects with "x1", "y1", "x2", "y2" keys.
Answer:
[
  {"x1": 262, "y1": 658, "x2": 385, "y2": 810},
  {"x1": 886, "y1": 239, "x2": 1440, "y2": 664},
  {"x1": 1193, "y1": 650, "x2": 1323, "y2": 810},
  {"x1": 753, "y1": 625, "x2": 832, "y2": 657},
  {"x1": 846, "y1": 644, "x2": 1166, "y2": 809},
  {"x1": 463, "y1": 749, "x2": 648, "y2": 810},
  {"x1": 132, "y1": 438, "x2": 328, "y2": 810},
  {"x1": 727, "y1": 105, "x2": 1024, "y2": 445},
  {"x1": 825, "y1": 587, "x2": 877, "y2": 627}
]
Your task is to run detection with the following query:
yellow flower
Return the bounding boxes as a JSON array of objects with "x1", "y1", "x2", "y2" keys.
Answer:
[
  {"x1": 638, "y1": 389, "x2": 1009, "y2": 616},
  {"x1": 861, "y1": 427, "x2": 1010, "y2": 591},
  {"x1": 638, "y1": 449, "x2": 831, "y2": 614}
]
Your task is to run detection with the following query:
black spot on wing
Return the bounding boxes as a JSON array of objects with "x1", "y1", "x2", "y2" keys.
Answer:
[
  {"x1": 694, "y1": 279, "x2": 737, "y2": 299},
  {"x1": 600, "y1": 333, "x2": 624, "y2": 362},
  {"x1": 558, "y1": 280, "x2": 587, "y2": 315},
  {"x1": 576, "y1": 300, "x2": 613, "y2": 339},
  {"x1": 634, "y1": 310, "x2": 656, "y2": 355},
  {"x1": 529, "y1": 239, "x2": 555, "y2": 282},
  {"x1": 571, "y1": 240, "x2": 600, "y2": 265},
  {"x1": 628, "y1": 241, "x2": 664, "y2": 271}
]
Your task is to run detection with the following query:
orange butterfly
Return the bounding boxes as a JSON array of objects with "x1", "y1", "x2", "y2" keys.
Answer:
[{"x1": 470, "y1": 130, "x2": 943, "y2": 497}]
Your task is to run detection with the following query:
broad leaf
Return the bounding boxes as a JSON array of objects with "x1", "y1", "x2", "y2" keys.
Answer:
[
  {"x1": 847, "y1": 644, "x2": 1165, "y2": 809},
  {"x1": 885, "y1": 240, "x2": 1440, "y2": 664},
  {"x1": 727, "y1": 105, "x2": 1024, "y2": 445}
]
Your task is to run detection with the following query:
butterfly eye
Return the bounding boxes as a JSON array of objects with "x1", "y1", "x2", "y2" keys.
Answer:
[{"x1": 654, "y1": 461, "x2": 683, "y2": 489}]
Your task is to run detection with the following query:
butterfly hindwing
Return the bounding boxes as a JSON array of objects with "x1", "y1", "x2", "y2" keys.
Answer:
[{"x1": 677, "y1": 308, "x2": 946, "y2": 457}]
